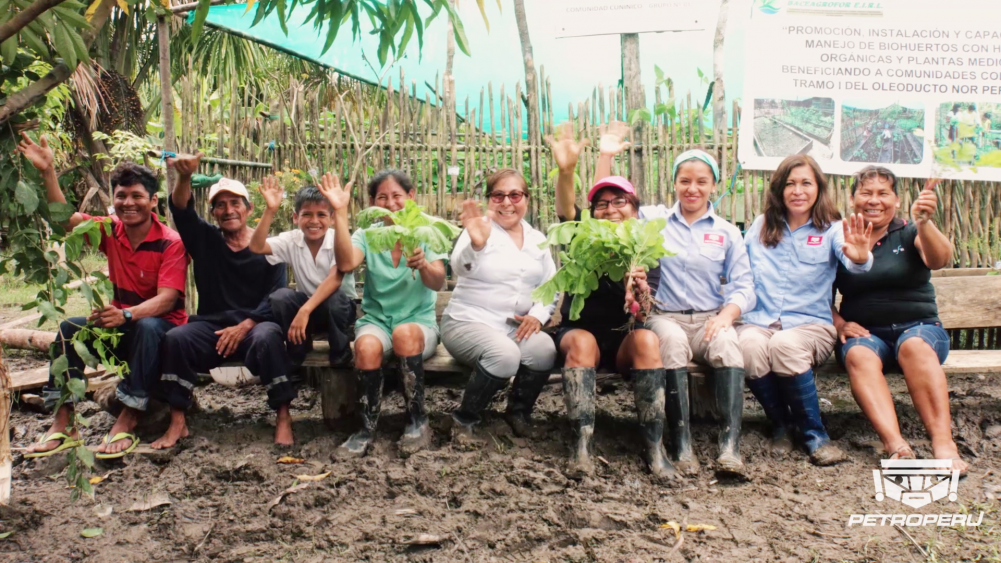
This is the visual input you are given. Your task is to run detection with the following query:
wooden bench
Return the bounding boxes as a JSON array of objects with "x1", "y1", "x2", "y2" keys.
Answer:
[{"x1": 307, "y1": 269, "x2": 1001, "y2": 426}]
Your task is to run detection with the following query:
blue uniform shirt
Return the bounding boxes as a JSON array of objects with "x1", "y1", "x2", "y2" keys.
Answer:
[
  {"x1": 640, "y1": 202, "x2": 755, "y2": 315},
  {"x1": 743, "y1": 215, "x2": 873, "y2": 329}
]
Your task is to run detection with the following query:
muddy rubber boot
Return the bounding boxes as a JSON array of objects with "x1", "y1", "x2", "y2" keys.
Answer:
[
  {"x1": 746, "y1": 373, "x2": 794, "y2": 455},
  {"x1": 777, "y1": 370, "x2": 846, "y2": 466},
  {"x1": 562, "y1": 367, "x2": 596, "y2": 478},
  {"x1": 504, "y1": 365, "x2": 551, "y2": 438},
  {"x1": 451, "y1": 362, "x2": 508, "y2": 448},
  {"x1": 664, "y1": 368, "x2": 698, "y2": 476},
  {"x1": 398, "y1": 355, "x2": 432, "y2": 456},
  {"x1": 714, "y1": 367, "x2": 746, "y2": 475},
  {"x1": 632, "y1": 368, "x2": 677, "y2": 480},
  {"x1": 335, "y1": 368, "x2": 383, "y2": 458}
]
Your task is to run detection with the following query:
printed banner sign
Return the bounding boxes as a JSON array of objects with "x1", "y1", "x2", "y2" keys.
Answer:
[
  {"x1": 553, "y1": 1, "x2": 707, "y2": 38},
  {"x1": 738, "y1": 0, "x2": 1001, "y2": 181}
]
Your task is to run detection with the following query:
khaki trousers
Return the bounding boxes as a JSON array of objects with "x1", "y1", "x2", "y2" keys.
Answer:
[
  {"x1": 646, "y1": 311, "x2": 744, "y2": 370},
  {"x1": 736, "y1": 323, "x2": 837, "y2": 379}
]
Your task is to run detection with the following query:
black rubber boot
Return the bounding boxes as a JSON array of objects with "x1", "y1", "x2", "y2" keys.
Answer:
[
  {"x1": 451, "y1": 362, "x2": 508, "y2": 448},
  {"x1": 714, "y1": 367, "x2": 746, "y2": 475},
  {"x1": 504, "y1": 365, "x2": 551, "y2": 437},
  {"x1": 632, "y1": 368, "x2": 677, "y2": 480},
  {"x1": 746, "y1": 373, "x2": 794, "y2": 455},
  {"x1": 562, "y1": 367, "x2": 596, "y2": 478},
  {"x1": 335, "y1": 368, "x2": 382, "y2": 458},
  {"x1": 398, "y1": 354, "x2": 431, "y2": 456},
  {"x1": 664, "y1": 368, "x2": 699, "y2": 475}
]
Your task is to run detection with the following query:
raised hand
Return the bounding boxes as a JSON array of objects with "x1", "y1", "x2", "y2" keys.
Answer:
[
  {"x1": 259, "y1": 175, "x2": 283, "y2": 211},
  {"x1": 544, "y1": 122, "x2": 590, "y2": 172},
  {"x1": 460, "y1": 199, "x2": 492, "y2": 251},
  {"x1": 166, "y1": 152, "x2": 204, "y2": 178},
  {"x1": 17, "y1": 132, "x2": 54, "y2": 172},
  {"x1": 598, "y1": 121, "x2": 631, "y2": 156},
  {"x1": 842, "y1": 213, "x2": 874, "y2": 264},
  {"x1": 318, "y1": 172, "x2": 351, "y2": 211},
  {"x1": 912, "y1": 178, "x2": 941, "y2": 225}
]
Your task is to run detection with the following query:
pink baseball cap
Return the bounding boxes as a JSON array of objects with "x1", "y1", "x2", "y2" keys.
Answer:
[{"x1": 587, "y1": 176, "x2": 636, "y2": 202}]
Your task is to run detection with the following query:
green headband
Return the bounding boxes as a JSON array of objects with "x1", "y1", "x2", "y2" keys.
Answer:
[{"x1": 673, "y1": 150, "x2": 720, "y2": 183}]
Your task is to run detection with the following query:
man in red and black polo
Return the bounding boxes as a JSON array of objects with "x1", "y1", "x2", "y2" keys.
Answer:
[{"x1": 18, "y1": 133, "x2": 189, "y2": 458}]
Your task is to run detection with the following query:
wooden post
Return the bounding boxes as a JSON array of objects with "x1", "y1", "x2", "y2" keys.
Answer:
[
  {"x1": 621, "y1": 33, "x2": 645, "y2": 195},
  {"x1": 157, "y1": 14, "x2": 177, "y2": 196},
  {"x1": 0, "y1": 346, "x2": 11, "y2": 505},
  {"x1": 513, "y1": 0, "x2": 542, "y2": 194}
]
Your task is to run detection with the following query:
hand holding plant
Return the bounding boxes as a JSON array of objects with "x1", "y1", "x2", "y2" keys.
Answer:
[
  {"x1": 545, "y1": 122, "x2": 590, "y2": 171},
  {"x1": 357, "y1": 199, "x2": 461, "y2": 274}
]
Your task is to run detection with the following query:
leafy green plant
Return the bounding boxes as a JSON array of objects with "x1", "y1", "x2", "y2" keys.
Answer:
[
  {"x1": 356, "y1": 199, "x2": 461, "y2": 258},
  {"x1": 532, "y1": 212, "x2": 673, "y2": 321}
]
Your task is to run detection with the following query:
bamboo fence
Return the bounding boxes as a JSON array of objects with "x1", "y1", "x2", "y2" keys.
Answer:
[{"x1": 171, "y1": 69, "x2": 1001, "y2": 348}]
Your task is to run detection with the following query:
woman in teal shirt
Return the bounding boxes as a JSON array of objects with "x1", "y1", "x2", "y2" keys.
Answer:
[{"x1": 739, "y1": 155, "x2": 873, "y2": 466}]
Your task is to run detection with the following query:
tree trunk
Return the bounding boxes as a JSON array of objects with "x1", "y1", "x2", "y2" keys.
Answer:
[
  {"x1": 0, "y1": 346, "x2": 12, "y2": 505},
  {"x1": 0, "y1": 329, "x2": 56, "y2": 351},
  {"x1": 0, "y1": 0, "x2": 115, "y2": 125},
  {"x1": 512, "y1": 0, "x2": 541, "y2": 209},
  {"x1": 158, "y1": 14, "x2": 178, "y2": 196},
  {"x1": 713, "y1": 0, "x2": 730, "y2": 183},
  {"x1": 0, "y1": 0, "x2": 68, "y2": 45},
  {"x1": 621, "y1": 33, "x2": 645, "y2": 196}
]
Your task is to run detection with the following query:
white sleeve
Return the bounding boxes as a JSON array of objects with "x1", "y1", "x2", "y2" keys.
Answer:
[
  {"x1": 265, "y1": 232, "x2": 292, "y2": 265},
  {"x1": 450, "y1": 230, "x2": 486, "y2": 277},
  {"x1": 527, "y1": 246, "x2": 559, "y2": 325}
]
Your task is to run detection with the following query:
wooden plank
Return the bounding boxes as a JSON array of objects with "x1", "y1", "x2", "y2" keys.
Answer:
[
  {"x1": 10, "y1": 366, "x2": 107, "y2": 392},
  {"x1": 932, "y1": 275, "x2": 1001, "y2": 329}
]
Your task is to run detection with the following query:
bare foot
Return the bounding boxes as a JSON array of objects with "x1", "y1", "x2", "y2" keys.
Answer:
[
  {"x1": 25, "y1": 405, "x2": 75, "y2": 454},
  {"x1": 96, "y1": 408, "x2": 140, "y2": 455},
  {"x1": 274, "y1": 404, "x2": 294, "y2": 446},
  {"x1": 151, "y1": 408, "x2": 189, "y2": 450},
  {"x1": 932, "y1": 441, "x2": 969, "y2": 474}
]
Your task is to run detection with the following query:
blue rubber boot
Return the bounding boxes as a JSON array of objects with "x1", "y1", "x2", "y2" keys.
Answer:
[
  {"x1": 745, "y1": 373, "x2": 793, "y2": 455},
  {"x1": 776, "y1": 370, "x2": 847, "y2": 466}
]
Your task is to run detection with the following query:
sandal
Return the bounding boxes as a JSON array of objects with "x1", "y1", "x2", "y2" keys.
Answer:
[
  {"x1": 888, "y1": 444, "x2": 916, "y2": 460},
  {"x1": 94, "y1": 432, "x2": 140, "y2": 460},
  {"x1": 24, "y1": 432, "x2": 84, "y2": 459}
]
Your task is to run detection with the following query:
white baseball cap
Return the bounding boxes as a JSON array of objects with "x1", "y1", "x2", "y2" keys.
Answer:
[{"x1": 208, "y1": 178, "x2": 250, "y2": 203}]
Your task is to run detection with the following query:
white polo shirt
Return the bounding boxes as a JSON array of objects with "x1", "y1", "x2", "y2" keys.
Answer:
[{"x1": 266, "y1": 229, "x2": 358, "y2": 300}]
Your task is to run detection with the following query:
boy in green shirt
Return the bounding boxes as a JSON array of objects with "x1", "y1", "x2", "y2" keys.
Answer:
[{"x1": 320, "y1": 170, "x2": 447, "y2": 457}]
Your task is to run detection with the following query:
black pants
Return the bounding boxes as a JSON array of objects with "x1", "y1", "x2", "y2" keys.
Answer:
[
  {"x1": 42, "y1": 316, "x2": 174, "y2": 411},
  {"x1": 269, "y1": 288, "x2": 355, "y2": 363},
  {"x1": 161, "y1": 321, "x2": 294, "y2": 410}
]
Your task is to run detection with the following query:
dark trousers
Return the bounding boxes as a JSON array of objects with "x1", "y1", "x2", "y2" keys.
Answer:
[
  {"x1": 161, "y1": 321, "x2": 294, "y2": 411},
  {"x1": 269, "y1": 288, "x2": 355, "y2": 363},
  {"x1": 42, "y1": 316, "x2": 174, "y2": 411}
]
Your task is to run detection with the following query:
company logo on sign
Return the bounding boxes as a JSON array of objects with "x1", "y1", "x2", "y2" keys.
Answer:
[
  {"x1": 807, "y1": 235, "x2": 823, "y2": 246},
  {"x1": 703, "y1": 233, "x2": 725, "y2": 247},
  {"x1": 847, "y1": 459, "x2": 983, "y2": 528},
  {"x1": 754, "y1": 0, "x2": 782, "y2": 15},
  {"x1": 873, "y1": 459, "x2": 958, "y2": 509}
]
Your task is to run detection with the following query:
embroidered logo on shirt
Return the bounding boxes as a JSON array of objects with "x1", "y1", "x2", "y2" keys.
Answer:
[
  {"x1": 703, "y1": 233, "x2": 725, "y2": 247},
  {"x1": 807, "y1": 235, "x2": 823, "y2": 246},
  {"x1": 892, "y1": 245, "x2": 905, "y2": 254}
]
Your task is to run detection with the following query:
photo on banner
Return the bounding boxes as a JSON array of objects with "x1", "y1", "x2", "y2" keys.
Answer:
[{"x1": 738, "y1": 0, "x2": 1001, "y2": 180}]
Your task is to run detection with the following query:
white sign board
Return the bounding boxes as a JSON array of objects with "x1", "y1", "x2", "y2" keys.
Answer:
[
  {"x1": 554, "y1": 1, "x2": 707, "y2": 39},
  {"x1": 738, "y1": 0, "x2": 1001, "y2": 181}
]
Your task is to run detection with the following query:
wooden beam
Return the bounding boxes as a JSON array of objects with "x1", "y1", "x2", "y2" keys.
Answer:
[
  {"x1": 148, "y1": 150, "x2": 273, "y2": 169},
  {"x1": 0, "y1": 329, "x2": 55, "y2": 351},
  {"x1": 8, "y1": 365, "x2": 108, "y2": 392},
  {"x1": 0, "y1": 347, "x2": 11, "y2": 505}
]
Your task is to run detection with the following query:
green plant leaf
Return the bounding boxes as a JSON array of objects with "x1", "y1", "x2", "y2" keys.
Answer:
[
  {"x1": 80, "y1": 528, "x2": 103, "y2": 538},
  {"x1": 15, "y1": 181, "x2": 40, "y2": 214},
  {"x1": 0, "y1": 532, "x2": 12, "y2": 539},
  {"x1": 67, "y1": 377, "x2": 88, "y2": 401},
  {"x1": 76, "y1": 445, "x2": 95, "y2": 468},
  {"x1": 48, "y1": 202, "x2": 75, "y2": 223},
  {"x1": 51, "y1": 355, "x2": 70, "y2": 378},
  {"x1": 73, "y1": 339, "x2": 99, "y2": 369}
]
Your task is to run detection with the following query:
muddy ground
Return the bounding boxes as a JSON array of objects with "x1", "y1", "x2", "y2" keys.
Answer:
[{"x1": 2, "y1": 348, "x2": 1000, "y2": 562}]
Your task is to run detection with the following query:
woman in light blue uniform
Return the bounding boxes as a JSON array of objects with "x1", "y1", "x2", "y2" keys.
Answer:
[
  {"x1": 642, "y1": 149, "x2": 756, "y2": 476},
  {"x1": 738, "y1": 154, "x2": 873, "y2": 466}
]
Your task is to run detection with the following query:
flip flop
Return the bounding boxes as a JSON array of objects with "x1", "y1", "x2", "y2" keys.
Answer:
[
  {"x1": 94, "y1": 432, "x2": 140, "y2": 460},
  {"x1": 24, "y1": 432, "x2": 84, "y2": 459},
  {"x1": 888, "y1": 444, "x2": 916, "y2": 460}
]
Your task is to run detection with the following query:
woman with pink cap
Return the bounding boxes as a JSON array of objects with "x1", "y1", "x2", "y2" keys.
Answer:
[{"x1": 546, "y1": 122, "x2": 673, "y2": 479}]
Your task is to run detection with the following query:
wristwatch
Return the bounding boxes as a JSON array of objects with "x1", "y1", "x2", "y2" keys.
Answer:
[{"x1": 122, "y1": 309, "x2": 133, "y2": 325}]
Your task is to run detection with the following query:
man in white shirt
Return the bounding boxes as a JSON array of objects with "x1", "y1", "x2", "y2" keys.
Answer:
[{"x1": 250, "y1": 177, "x2": 357, "y2": 366}]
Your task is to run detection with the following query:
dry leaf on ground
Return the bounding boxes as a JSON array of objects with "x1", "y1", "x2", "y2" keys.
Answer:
[
  {"x1": 294, "y1": 471, "x2": 330, "y2": 482},
  {"x1": 128, "y1": 492, "x2": 172, "y2": 512},
  {"x1": 267, "y1": 483, "x2": 311, "y2": 511},
  {"x1": 276, "y1": 456, "x2": 305, "y2": 464}
]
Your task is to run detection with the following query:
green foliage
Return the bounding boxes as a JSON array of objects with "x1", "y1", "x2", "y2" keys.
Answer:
[
  {"x1": 0, "y1": 0, "x2": 92, "y2": 67},
  {"x1": 91, "y1": 130, "x2": 155, "y2": 171},
  {"x1": 356, "y1": 199, "x2": 460, "y2": 257},
  {"x1": 532, "y1": 212, "x2": 673, "y2": 321}
]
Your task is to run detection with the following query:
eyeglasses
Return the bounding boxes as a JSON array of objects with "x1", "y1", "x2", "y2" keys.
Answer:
[
  {"x1": 593, "y1": 197, "x2": 629, "y2": 211},
  {"x1": 488, "y1": 191, "x2": 527, "y2": 204}
]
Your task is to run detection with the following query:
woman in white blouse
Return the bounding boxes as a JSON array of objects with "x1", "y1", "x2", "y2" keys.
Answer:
[{"x1": 442, "y1": 168, "x2": 559, "y2": 444}]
